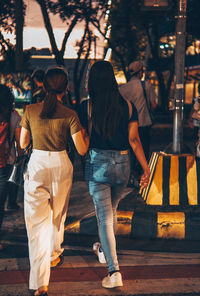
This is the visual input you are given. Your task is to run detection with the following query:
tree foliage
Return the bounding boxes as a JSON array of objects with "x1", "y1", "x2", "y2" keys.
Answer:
[
  {"x1": 107, "y1": 0, "x2": 189, "y2": 112},
  {"x1": 187, "y1": 0, "x2": 200, "y2": 40},
  {"x1": 35, "y1": 0, "x2": 107, "y2": 105},
  {"x1": 0, "y1": 0, "x2": 28, "y2": 71},
  {"x1": 0, "y1": 0, "x2": 15, "y2": 32}
]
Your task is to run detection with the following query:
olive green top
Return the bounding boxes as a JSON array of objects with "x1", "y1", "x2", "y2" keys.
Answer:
[{"x1": 20, "y1": 102, "x2": 82, "y2": 151}]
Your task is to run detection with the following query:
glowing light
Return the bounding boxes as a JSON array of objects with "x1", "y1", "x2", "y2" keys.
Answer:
[{"x1": 104, "y1": 48, "x2": 112, "y2": 61}]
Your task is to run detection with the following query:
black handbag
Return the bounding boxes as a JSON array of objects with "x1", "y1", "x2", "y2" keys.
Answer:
[{"x1": 9, "y1": 143, "x2": 32, "y2": 186}]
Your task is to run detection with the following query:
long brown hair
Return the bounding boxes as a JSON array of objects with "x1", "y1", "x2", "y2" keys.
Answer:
[
  {"x1": 88, "y1": 61, "x2": 124, "y2": 139},
  {"x1": 40, "y1": 67, "x2": 68, "y2": 119}
]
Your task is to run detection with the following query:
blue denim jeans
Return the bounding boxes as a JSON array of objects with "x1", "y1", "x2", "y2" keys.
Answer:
[{"x1": 85, "y1": 148, "x2": 130, "y2": 272}]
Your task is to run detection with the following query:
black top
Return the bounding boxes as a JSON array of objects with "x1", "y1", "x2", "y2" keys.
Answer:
[{"x1": 78, "y1": 99, "x2": 138, "y2": 150}]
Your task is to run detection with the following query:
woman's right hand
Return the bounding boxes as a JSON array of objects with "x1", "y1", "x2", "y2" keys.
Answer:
[{"x1": 140, "y1": 167, "x2": 150, "y2": 189}]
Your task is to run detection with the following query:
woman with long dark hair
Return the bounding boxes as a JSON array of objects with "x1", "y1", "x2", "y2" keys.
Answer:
[
  {"x1": 20, "y1": 67, "x2": 89, "y2": 296},
  {"x1": 0, "y1": 84, "x2": 14, "y2": 250},
  {"x1": 79, "y1": 61, "x2": 150, "y2": 289},
  {"x1": 0, "y1": 84, "x2": 22, "y2": 249}
]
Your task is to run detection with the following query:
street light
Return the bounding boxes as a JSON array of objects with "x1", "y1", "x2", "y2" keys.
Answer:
[{"x1": 141, "y1": 0, "x2": 171, "y2": 10}]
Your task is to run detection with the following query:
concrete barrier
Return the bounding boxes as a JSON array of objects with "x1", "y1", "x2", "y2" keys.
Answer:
[
  {"x1": 140, "y1": 152, "x2": 200, "y2": 205},
  {"x1": 65, "y1": 210, "x2": 200, "y2": 240}
]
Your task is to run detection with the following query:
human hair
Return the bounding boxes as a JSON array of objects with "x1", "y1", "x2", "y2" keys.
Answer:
[
  {"x1": 31, "y1": 69, "x2": 45, "y2": 83},
  {"x1": 88, "y1": 60, "x2": 124, "y2": 139},
  {"x1": 198, "y1": 82, "x2": 200, "y2": 94},
  {"x1": 0, "y1": 84, "x2": 14, "y2": 122},
  {"x1": 40, "y1": 67, "x2": 68, "y2": 119}
]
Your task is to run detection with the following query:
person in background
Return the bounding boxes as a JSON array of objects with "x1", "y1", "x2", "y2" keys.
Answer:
[
  {"x1": 189, "y1": 82, "x2": 200, "y2": 152},
  {"x1": 31, "y1": 69, "x2": 46, "y2": 104},
  {"x1": 6, "y1": 108, "x2": 23, "y2": 210},
  {"x1": 78, "y1": 61, "x2": 150, "y2": 289},
  {"x1": 20, "y1": 67, "x2": 89, "y2": 296},
  {"x1": 0, "y1": 85, "x2": 22, "y2": 249},
  {"x1": 21, "y1": 75, "x2": 32, "y2": 99},
  {"x1": 119, "y1": 60, "x2": 157, "y2": 187}
]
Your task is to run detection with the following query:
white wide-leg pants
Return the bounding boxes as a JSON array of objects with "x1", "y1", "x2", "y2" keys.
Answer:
[{"x1": 24, "y1": 150, "x2": 73, "y2": 290}]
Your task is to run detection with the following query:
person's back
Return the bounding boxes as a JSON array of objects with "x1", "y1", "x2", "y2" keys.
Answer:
[
  {"x1": 23, "y1": 101, "x2": 79, "y2": 151},
  {"x1": 121, "y1": 76, "x2": 156, "y2": 126},
  {"x1": 20, "y1": 67, "x2": 89, "y2": 296},
  {"x1": 78, "y1": 60, "x2": 149, "y2": 290},
  {"x1": 0, "y1": 84, "x2": 15, "y2": 250},
  {"x1": 119, "y1": 61, "x2": 157, "y2": 184},
  {"x1": 119, "y1": 61, "x2": 156, "y2": 127},
  {"x1": 79, "y1": 98, "x2": 137, "y2": 151}
]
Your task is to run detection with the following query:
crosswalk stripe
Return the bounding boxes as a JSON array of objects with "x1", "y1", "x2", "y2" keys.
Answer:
[{"x1": 1, "y1": 265, "x2": 200, "y2": 285}]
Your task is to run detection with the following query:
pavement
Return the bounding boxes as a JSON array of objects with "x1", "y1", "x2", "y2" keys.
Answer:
[{"x1": 1, "y1": 123, "x2": 200, "y2": 296}]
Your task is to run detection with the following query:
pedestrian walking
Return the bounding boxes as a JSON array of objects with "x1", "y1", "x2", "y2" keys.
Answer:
[
  {"x1": 0, "y1": 85, "x2": 22, "y2": 249},
  {"x1": 20, "y1": 67, "x2": 89, "y2": 296},
  {"x1": 119, "y1": 60, "x2": 157, "y2": 187},
  {"x1": 31, "y1": 69, "x2": 46, "y2": 104},
  {"x1": 6, "y1": 109, "x2": 23, "y2": 210},
  {"x1": 78, "y1": 61, "x2": 150, "y2": 289},
  {"x1": 189, "y1": 82, "x2": 200, "y2": 155}
]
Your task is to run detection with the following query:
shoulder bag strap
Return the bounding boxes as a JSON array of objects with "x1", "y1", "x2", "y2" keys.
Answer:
[{"x1": 141, "y1": 80, "x2": 153, "y2": 121}]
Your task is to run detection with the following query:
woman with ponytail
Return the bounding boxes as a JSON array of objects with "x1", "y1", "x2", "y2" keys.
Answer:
[{"x1": 20, "y1": 67, "x2": 89, "y2": 296}]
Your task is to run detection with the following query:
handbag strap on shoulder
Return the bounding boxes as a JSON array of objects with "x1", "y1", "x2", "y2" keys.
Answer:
[{"x1": 141, "y1": 80, "x2": 153, "y2": 121}]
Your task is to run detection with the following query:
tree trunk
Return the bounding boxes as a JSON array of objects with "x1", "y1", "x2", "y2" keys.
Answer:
[
  {"x1": 73, "y1": 23, "x2": 89, "y2": 107},
  {"x1": 15, "y1": 0, "x2": 24, "y2": 71},
  {"x1": 36, "y1": 0, "x2": 64, "y2": 65}
]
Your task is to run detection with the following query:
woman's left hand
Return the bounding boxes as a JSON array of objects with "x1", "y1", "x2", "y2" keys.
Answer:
[{"x1": 140, "y1": 168, "x2": 150, "y2": 189}]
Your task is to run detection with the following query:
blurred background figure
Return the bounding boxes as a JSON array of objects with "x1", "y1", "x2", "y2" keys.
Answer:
[
  {"x1": 0, "y1": 84, "x2": 22, "y2": 251},
  {"x1": 31, "y1": 69, "x2": 46, "y2": 103},
  {"x1": 6, "y1": 108, "x2": 23, "y2": 210},
  {"x1": 189, "y1": 82, "x2": 200, "y2": 152},
  {"x1": 119, "y1": 60, "x2": 157, "y2": 187}
]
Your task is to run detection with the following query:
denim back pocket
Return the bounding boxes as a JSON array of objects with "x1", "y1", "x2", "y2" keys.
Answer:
[
  {"x1": 85, "y1": 149, "x2": 130, "y2": 185},
  {"x1": 85, "y1": 149, "x2": 110, "y2": 183}
]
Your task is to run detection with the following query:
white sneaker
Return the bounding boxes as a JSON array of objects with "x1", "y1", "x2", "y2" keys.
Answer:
[
  {"x1": 102, "y1": 272, "x2": 123, "y2": 288},
  {"x1": 93, "y1": 242, "x2": 106, "y2": 264}
]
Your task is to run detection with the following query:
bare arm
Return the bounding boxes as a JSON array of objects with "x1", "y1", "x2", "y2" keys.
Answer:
[
  {"x1": 151, "y1": 99, "x2": 157, "y2": 110},
  {"x1": 20, "y1": 127, "x2": 31, "y2": 149},
  {"x1": 128, "y1": 121, "x2": 150, "y2": 188},
  {"x1": 72, "y1": 129, "x2": 89, "y2": 156}
]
